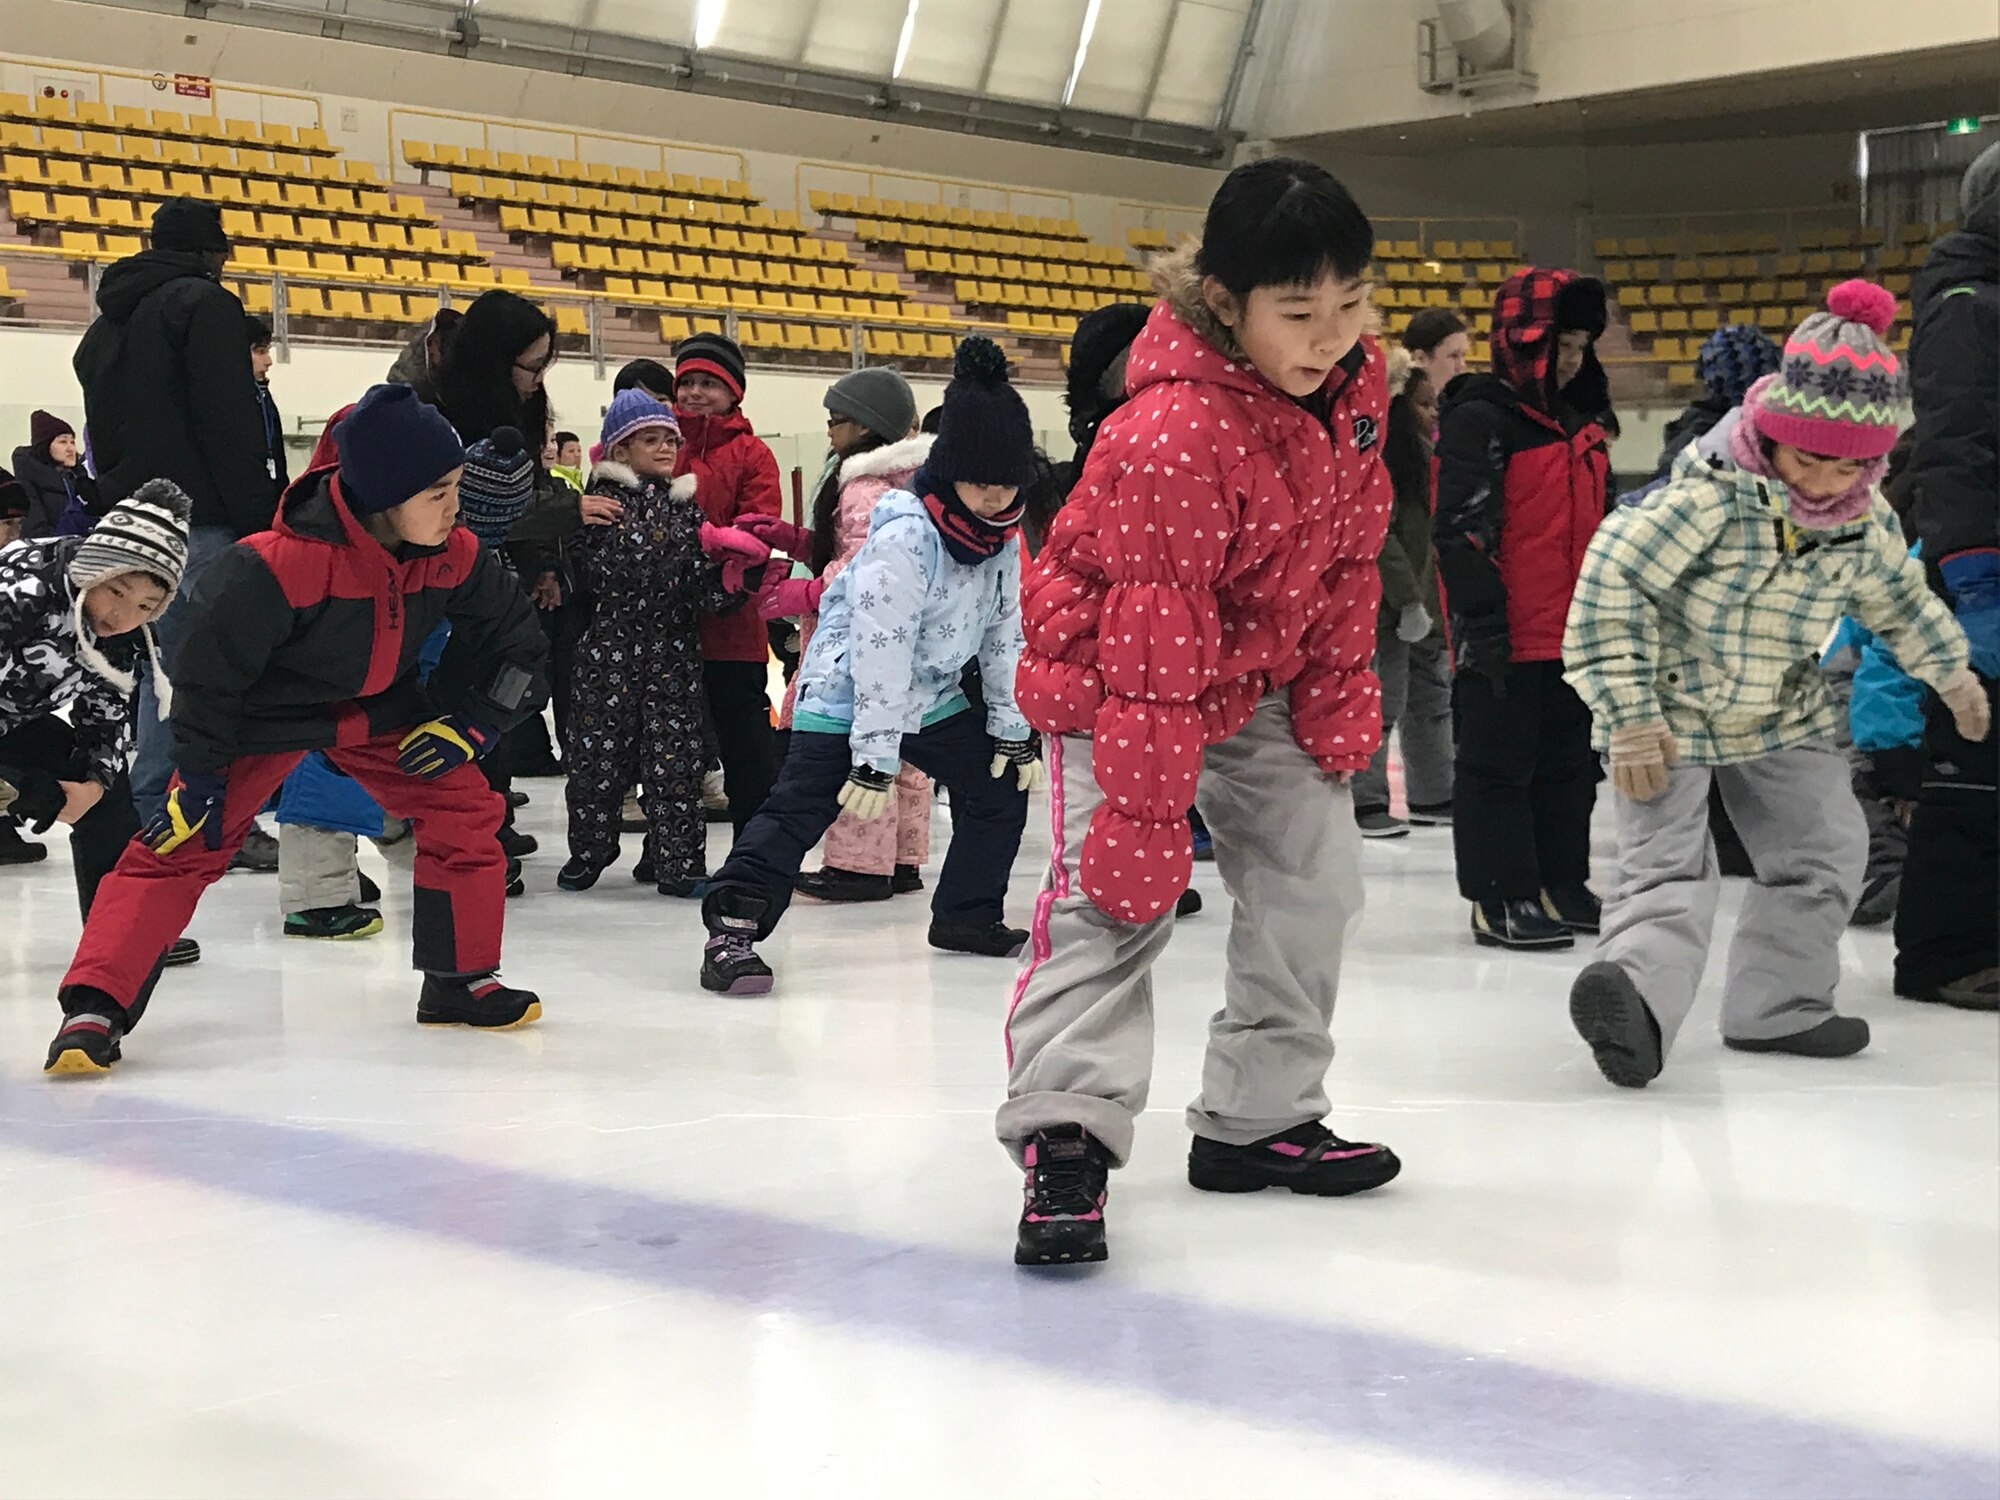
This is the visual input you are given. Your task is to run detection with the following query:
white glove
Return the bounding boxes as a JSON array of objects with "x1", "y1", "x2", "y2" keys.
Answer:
[
  {"x1": 1396, "y1": 603, "x2": 1432, "y2": 643},
  {"x1": 1939, "y1": 667, "x2": 1993, "y2": 742},
  {"x1": 836, "y1": 766, "x2": 895, "y2": 820},
  {"x1": 991, "y1": 736, "x2": 1046, "y2": 792}
]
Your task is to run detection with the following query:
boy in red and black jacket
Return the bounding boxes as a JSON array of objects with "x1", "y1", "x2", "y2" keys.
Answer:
[
  {"x1": 1434, "y1": 266, "x2": 1612, "y2": 951},
  {"x1": 671, "y1": 333, "x2": 781, "y2": 834},
  {"x1": 45, "y1": 384, "x2": 552, "y2": 1075}
]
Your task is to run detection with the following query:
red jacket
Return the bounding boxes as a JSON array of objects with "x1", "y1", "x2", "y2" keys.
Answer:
[
  {"x1": 1018, "y1": 265, "x2": 1391, "y2": 923},
  {"x1": 1433, "y1": 266, "x2": 1611, "y2": 666},
  {"x1": 675, "y1": 407, "x2": 783, "y2": 661}
]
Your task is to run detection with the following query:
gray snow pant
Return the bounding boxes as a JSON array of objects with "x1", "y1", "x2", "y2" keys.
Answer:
[
  {"x1": 1594, "y1": 743, "x2": 1865, "y2": 1050},
  {"x1": 998, "y1": 693, "x2": 1364, "y2": 1167},
  {"x1": 279, "y1": 822, "x2": 362, "y2": 915},
  {"x1": 1353, "y1": 632, "x2": 1454, "y2": 815}
]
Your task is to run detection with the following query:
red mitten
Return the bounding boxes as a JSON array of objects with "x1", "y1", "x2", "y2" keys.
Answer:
[{"x1": 735, "y1": 512, "x2": 813, "y2": 559}]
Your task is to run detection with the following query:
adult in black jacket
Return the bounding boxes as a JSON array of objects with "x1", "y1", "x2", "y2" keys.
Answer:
[
  {"x1": 12, "y1": 410, "x2": 103, "y2": 539},
  {"x1": 1894, "y1": 141, "x2": 2000, "y2": 1012},
  {"x1": 74, "y1": 198, "x2": 277, "y2": 826}
]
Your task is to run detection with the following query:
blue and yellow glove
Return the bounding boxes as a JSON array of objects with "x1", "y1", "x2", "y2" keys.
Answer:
[
  {"x1": 396, "y1": 715, "x2": 496, "y2": 780},
  {"x1": 143, "y1": 768, "x2": 229, "y2": 855}
]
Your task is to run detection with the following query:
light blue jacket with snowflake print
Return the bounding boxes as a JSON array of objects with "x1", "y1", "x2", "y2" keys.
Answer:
[{"x1": 794, "y1": 488, "x2": 1029, "y2": 773}]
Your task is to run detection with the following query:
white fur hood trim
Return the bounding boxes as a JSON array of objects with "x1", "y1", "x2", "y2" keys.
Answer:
[
  {"x1": 588, "y1": 459, "x2": 641, "y2": 490},
  {"x1": 838, "y1": 433, "x2": 933, "y2": 486},
  {"x1": 669, "y1": 473, "x2": 698, "y2": 501}
]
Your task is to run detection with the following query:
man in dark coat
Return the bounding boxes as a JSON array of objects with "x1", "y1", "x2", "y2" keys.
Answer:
[
  {"x1": 73, "y1": 197, "x2": 279, "y2": 839},
  {"x1": 1894, "y1": 141, "x2": 2000, "y2": 1012}
]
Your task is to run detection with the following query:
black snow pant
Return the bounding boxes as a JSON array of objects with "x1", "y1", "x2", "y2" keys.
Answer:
[
  {"x1": 704, "y1": 658, "x2": 778, "y2": 837},
  {"x1": 1452, "y1": 659, "x2": 1597, "y2": 903},
  {"x1": 565, "y1": 617, "x2": 710, "y2": 883},
  {"x1": 703, "y1": 711, "x2": 1027, "y2": 939},
  {"x1": 1894, "y1": 681, "x2": 1998, "y2": 997}
]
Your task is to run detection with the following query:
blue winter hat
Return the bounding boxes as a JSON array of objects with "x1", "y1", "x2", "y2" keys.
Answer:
[
  {"x1": 600, "y1": 388, "x2": 681, "y2": 453},
  {"x1": 1696, "y1": 323, "x2": 1782, "y2": 407},
  {"x1": 336, "y1": 384, "x2": 465, "y2": 516}
]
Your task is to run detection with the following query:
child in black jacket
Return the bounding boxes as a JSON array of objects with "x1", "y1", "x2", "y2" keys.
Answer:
[{"x1": 45, "y1": 384, "x2": 552, "y2": 1075}]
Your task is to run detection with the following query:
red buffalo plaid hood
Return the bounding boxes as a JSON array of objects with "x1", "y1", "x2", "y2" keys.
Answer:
[{"x1": 1490, "y1": 266, "x2": 1609, "y2": 415}]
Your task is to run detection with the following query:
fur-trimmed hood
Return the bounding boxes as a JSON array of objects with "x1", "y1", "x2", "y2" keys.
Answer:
[
  {"x1": 588, "y1": 459, "x2": 697, "y2": 502},
  {"x1": 838, "y1": 433, "x2": 933, "y2": 487},
  {"x1": 1151, "y1": 241, "x2": 1247, "y2": 364}
]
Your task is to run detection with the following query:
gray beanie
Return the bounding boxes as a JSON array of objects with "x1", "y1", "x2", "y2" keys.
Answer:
[
  {"x1": 1960, "y1": 140, "x2": 2000, "y2": 225},
  {"x1": 824, "y1": 366, "x2": 916, "y2": 445}
]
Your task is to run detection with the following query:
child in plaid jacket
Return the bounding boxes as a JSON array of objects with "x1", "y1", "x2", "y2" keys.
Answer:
[{"x1": 1560, "y1": 282, "x2": 1989, "y2": 1089}]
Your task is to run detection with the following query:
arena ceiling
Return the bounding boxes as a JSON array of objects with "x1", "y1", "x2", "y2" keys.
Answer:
[{"x1": 164, "y1": 0, "x2": 1264, "y2": 163}]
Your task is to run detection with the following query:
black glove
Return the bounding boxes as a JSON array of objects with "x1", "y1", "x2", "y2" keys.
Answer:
[{"x1": 0, "y1": 763, "x2": 66, "y2": 832}]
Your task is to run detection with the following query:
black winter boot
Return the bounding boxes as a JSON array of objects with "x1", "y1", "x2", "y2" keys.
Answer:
[
  {"x1": 1724, "y1": 1014, "x2": 1870, "y2": 1058},
  {"x1": 929, "y1": 920, "x2": 1028, "y2": 958},
  {"x1": 1540, "y1": 882, "x2": 1602, "y2": 934},
  {"x1": 417, "y1": 972, "x2": 541, "y2": 1029},
  {"x1": 45, "y1": 988, "x2": 130, "y2": 1074},
  {"x1": 891, "y1": 863, "x2": 925, "y2": 895},
  {"x1": 1471, "y1": 899, "x2": 1574, "y2": 951},
  {"x1": 793, "y1": 866, "x2": 893, "y2": 903},
  {"x1": 284, "y1": 904, "x2": 384, "y2": 940},
  {"x1": 1015, "y1": 1124, "x2": 1110, "y2": 1266}
]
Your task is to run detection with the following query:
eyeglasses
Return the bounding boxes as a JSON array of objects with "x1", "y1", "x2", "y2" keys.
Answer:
[{"x1": 514, "y1": 353, "x2": 555, "y2": 377}]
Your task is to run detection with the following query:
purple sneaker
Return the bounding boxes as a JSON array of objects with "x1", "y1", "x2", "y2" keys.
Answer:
[{"x1": 701, "y1": 932, "x2": 773, "y2": 996}]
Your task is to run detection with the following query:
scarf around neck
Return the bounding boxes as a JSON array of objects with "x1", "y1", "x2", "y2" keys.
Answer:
[
  {"x1": 913, "y1": 464, "x2": 1022, "y2": 565},
  {"x1": 1730, "y1": 376, "x2": 1883, "y2": 528}
]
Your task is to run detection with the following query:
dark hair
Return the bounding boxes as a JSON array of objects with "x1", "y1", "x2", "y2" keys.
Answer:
[
  {"x1": 919, "y1": 405, "x2": 944, "y2": 435},
  {"x1": 553, "y1": 430, "x2": 580, "y2": 449},
  {"x1": 1402, "y1": 308, "x2": 1465, "y2": 355},
  {"x1": 1196, "y1": 157, "x2": 1373, "y2": 297},
  {"x1": 1018, "y1": 447, "x2": 1064, "y2": 559},
  {"x1": 613, "y1": 358, "x2": 676, "y2": 398},
  {"x1": 432, "y1": 290, "x2": 556, "y2": 446},
  {"x1": 807, "y1": 432, "x2": 892, "y2": 575},
  {"x1": 245, "y1": 313, "x2": 273, "y2": 349}
]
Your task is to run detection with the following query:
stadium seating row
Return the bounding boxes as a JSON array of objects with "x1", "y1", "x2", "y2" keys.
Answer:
[
  {"x1": 857, "y1": 218, "x2": 1132, "y2": 268},
  {"x1": 449, "y1": 174, "x2": 801, "y2": 228},
  {"x1": 0, "y1": 94, "x2": 334, "y2": 153},
  {"x1": 406, "y1": 141, "x2": 754, "y2": 204},
  {"x1": 0, "y1": 127, "x2": 372, "y2": 186},
  {"x1": 912, "y1": 250, "x2": 1145, "y2": 292},
  {"x1": 513, "y1": 212, "x2": 843, "y2": 264},
  {"x1": 810, "y1": 190, "x2": 1084, "y2": 241},
  {"x1": 551, "y1": 245, "x2": 894, "y2": 296}
]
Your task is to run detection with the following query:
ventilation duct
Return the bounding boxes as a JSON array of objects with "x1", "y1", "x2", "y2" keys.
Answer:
[
  {"x1": 1436, "y1": 0, "x2": 1513, "y2": 70},
  {"x1": 1418, "y1": 0, "x2": 1537, "y2": 97}
]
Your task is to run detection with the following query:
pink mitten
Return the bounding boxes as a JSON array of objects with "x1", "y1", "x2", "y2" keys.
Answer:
[
  {"x1": 758, "y1": 574, "x2": 826, "y2": 621},
  {"x1": 736, "y1": 512, "x2": 813, "y2": 559},
  {"x1": 701, "y1": 523, "x2": 772, "y2": 595}
]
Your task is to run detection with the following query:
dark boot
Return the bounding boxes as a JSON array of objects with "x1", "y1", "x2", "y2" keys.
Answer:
[
  {"x1": 1540, "y1": 882, "x2": 1601, "y2": 934},
  {"x1": 1015, "y1": 1124, "x2": 1110, "y2": 1266},
  {"x1": 793, "y1": 865, "x2": 893, "y2": 902},
  {"x1": 1471, "y1": 899, "x2": 1574, "y2": 951},
  {"x1": 417, "y1": 972, "x2": 541, "y2": 1028},
  {"x1": 929, "y1": 920, "x2": 1028, "y2": 958},
  {"x1": 1569, "y1": 962, "x2": 1664, "y2": 1088},
  {"x1": 1187, "y1": 1123, "x2": 1400, "y2": 1196},
  {"x1": 44, "y1": 988, "x2": 129, "y2": 1075},
  {"x1": 1724, "y1": 1015, "x2": 1870, "y2": 1058}
]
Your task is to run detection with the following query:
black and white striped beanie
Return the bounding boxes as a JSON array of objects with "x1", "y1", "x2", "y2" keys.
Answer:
[{"x1": 65, "y1": 477, "x2": 192, "y2": 712}]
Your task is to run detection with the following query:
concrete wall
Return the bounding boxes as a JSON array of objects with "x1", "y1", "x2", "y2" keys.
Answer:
[{"x1": 1254, "y1": 0, "x2": 1997, "y2": 142}]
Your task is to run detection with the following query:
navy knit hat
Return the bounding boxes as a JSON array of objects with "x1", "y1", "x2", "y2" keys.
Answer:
[
  {"x1": 336, "y1": 384, "x2": 466, "y2": 516},
  {"x1": 456, "y1": 426, "x2": 535, "y2": 547},
  {"x1": 924, "y1": 336, "x2": 1037, "y2": 489},
  {"x1": 1696, "y1": 323, "x2": 1782, "y2": 407},
  {"x1": 675, "y1": 331, "x2": 746, "y2": 403}
]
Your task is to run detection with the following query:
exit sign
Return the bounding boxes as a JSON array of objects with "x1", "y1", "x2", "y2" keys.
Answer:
[{"x1": 1946, "y1": 116, "x2": 1983, "y2": 135}]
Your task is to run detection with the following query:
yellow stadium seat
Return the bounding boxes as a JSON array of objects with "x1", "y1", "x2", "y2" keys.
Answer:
[
  {"x1": 389, "y1": 257, "x2": 426, "y2": 283},
  {"x1": 6, "y1": 187, "x2": 48, "y2": 221},
  {"x1": 59, "y1": 229, "x2": 100, "y2": 257},
  {"x1": 554, "y1": 305, "x2": 589, "y2": 339}
]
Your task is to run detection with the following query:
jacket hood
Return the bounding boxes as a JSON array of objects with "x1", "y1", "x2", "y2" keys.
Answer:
[
  {"x1": 1489, "y1": 266, "x2": 1609, "y2": 416},
  {"x1": 585, "y1": 460, "x2": 698, "y2": 504},
  {"x1": 11, "y1": 444, "x2": 56, "y2": 478},
  {"x1": 92, "y1": 249, "x2": 218, "y2": 323},
  {"x1": 679, "y1": 406, "x2": 757, "y2": 457},
  {"x1": 1914, "y1": 217, "x2": 1998, "y2": 311},
  {"x1": 273, "y1": 466, "x2": 447, "y2": 560},
  {"x1": 839, "y1": 433, "x2": 933, "y2": 486},
  {"x1": 1136, "y1": 241, "x2": 1369, "y2": 409},
  {"x1": 384, "y1": 310, "x2": 458, "y2": 408}
]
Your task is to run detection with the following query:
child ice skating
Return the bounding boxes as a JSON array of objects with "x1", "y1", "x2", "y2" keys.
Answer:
[
  {"x1": 559, "y1": 390, "x2": 749, "y2": 896},
  {"x1": 1562, "y1": 282, "x2": 1989, "y2": 1088},
  {"x1": 698, "y1": 335, "x2": 1040, "y2": 995},
  {"x1": 44, "y1": 383, "x2": 553, "y2": 1074},
  {"x1": 1000, "y1": 157, "x2": 1401, "y2": 1268}
]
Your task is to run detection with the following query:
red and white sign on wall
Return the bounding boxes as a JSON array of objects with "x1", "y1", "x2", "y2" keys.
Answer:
[{"x1": 173, "y1": 73, "x2": 212, "y2": 100}]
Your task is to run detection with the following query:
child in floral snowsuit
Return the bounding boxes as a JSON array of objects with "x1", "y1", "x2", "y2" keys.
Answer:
[{"x1": 558, "y1": 391, "x2": 759, "y2": 896}]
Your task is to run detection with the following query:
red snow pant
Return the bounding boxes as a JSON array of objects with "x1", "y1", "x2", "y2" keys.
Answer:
[{"x1": 61, "y1": 736, "x2": 506, "y2": 1014}]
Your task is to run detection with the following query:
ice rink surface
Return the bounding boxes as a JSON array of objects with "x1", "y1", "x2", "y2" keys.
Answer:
[{"x1": 2, "y1": 780, "x2": 1995, "y2": 1499}]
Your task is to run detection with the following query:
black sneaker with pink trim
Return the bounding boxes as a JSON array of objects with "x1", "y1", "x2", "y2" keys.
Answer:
[
  {"x1": 1187, "y1": 1122, "x2": 1400, "y2": 1197},
  {"x1": 416, "y1": 972, "x2": 542, "y2": 1029},
  {"x1": 1014, "y1": 1123, "x2": 1111, "y2": 1266}
]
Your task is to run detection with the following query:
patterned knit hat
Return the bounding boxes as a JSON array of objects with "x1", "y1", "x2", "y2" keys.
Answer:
[
  {"x1": 1754, "y1": 280, "x2": 1906, "y2": 460},
  {"x1": 1695, "y1": 323, "x2": 1781, "y2": 407},
  {"x1": 456, "y1": 426, "x2": 535, "y2": 547},
  {"x1": 65, "y1": 477, "x2": 192, "y2": 710},
  {"x1": 674, "y1": 331, "x2": 746, "y2": 403},
  {"x1": 600, "y1": 388, "x2": 680, "y2": 453}
]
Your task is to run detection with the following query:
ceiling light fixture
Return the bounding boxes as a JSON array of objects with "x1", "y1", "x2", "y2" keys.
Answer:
[
  {"x1": 1061, "y1": 0, "x2": 1103, "y2": 108},
  {"x1": 892, "y1": 0, "x2": 920, "y2": 78},
  {"x1": 694, "y1": 0, "x2": 727, "y2": 50}
]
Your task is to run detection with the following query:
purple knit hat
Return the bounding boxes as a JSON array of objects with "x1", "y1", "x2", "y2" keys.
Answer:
[{"x1": 1754, "y1": 280, "x2": 1906, "y2": 460}]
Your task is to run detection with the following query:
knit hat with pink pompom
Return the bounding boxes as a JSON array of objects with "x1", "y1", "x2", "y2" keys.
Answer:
[{"x1": 1753, "y1": 279, "x2": 1907, "y2": 459}]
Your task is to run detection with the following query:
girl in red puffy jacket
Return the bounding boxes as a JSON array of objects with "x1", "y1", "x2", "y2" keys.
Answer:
[{"x1": 1000, "y1": 158, "x2": 1404, "y2": 1269}]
